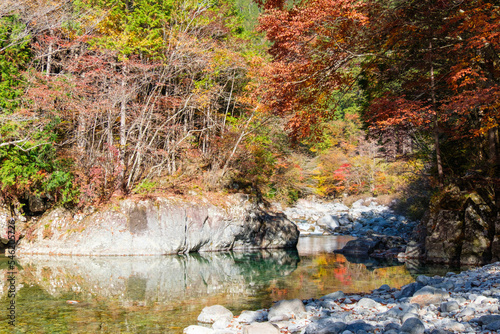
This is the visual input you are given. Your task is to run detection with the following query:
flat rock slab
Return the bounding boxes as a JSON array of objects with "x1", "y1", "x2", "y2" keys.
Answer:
[
  {"x1": 410, "y1": 286, "x2": 449, "y2": 306},
  {"x1": 197, "y1": 305, "x2": 233, "y2": 324},
  {"x1": 236, "y1": 310, "x2": 268, "y2": 324},
  {"x1": 268, "y1": 299, "x2": 306, "y2": 321},
  {"x1": 243, "y1": 322, "x2": 279, "y2": 334},
  {"x1": 184, "y1": 325, "x2": 214, "y2": 334}
]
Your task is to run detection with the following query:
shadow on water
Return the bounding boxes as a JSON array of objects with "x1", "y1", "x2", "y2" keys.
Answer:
[{"x1": 0, "y1": 236, "x2": 473, "y2": 333}]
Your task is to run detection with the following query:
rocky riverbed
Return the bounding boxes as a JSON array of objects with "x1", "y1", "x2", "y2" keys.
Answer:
[
  {"x1": 280, "y1": 198, "x2": 417, "y2": 239},
  {"x1": 277, "y1": 198, "x2": 419, "y2": 261},
  {"x1": 184, "y1": 261, "x2": 500, "y2": 333}
]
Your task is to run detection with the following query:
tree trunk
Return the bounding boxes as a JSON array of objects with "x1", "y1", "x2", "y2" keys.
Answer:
[
  {"x1": 119, "y1": 76, "x2": 127, "y2": 192},
  {"x1": 76, "y1": 112, "x2": 86, "y2": 150},
  {"x1": 46, "y1": 33, "x2": 53, "y2": 77},
  {"x1": 430, "y1": 41, "x2": 444, "y2": 185},
  {"x1": 489, "y1": 127, "x2": 499, "y2": 176}
]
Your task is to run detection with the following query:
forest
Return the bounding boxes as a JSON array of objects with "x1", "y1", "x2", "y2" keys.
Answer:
[{"x1": 0, "y1": 0, "x2": 498, "y2": 218}]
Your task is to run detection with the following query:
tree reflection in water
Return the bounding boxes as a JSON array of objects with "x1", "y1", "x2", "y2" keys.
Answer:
[{"x1": 0, "y1": 236, "x2": 442, "y2": 333}]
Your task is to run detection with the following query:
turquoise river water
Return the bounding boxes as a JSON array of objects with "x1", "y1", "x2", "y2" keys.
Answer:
[{"x1": 0, "y1": 236, "x2": 463, "y2": 333}]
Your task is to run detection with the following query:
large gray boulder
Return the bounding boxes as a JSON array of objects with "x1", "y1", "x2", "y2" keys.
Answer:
[
  {"x1": 16, "y1": 195, "x2": 299, "y2": 255},
  {"x1": 316, "y1": 215, "x2": 340, "y2": 232},
  {"x1": 268, "y1": 299, "x2": 306, "y2": 321},
  {"x1": 197, "y1": 305, "x2": 233, "y2": 324},
  {"x1": 335, "y1": 238, "x2": 381, "y2": 257}
]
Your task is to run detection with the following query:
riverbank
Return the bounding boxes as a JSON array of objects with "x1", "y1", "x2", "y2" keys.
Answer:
[
  {"x1": 1, "y1": 235, "x2": 425, "y2": 333},
  {"x1": 185, "y1": 261, "x2": 500, "y2": 333},
  {"x1": 12, "y1": 194, "x2": 299, "y2": 256}
]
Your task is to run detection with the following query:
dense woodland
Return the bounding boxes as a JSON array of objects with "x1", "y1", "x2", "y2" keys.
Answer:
[{"x1": 0, "y1": 0, "x2": 498, "y2": 218}]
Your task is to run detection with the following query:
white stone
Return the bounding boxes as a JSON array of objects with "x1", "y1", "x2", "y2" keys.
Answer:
[
  {"x1": 198, "y1": 305, "x2": 233, "y2": 324},
  {"x1": 184, "y1": 325, "x2": 214, "y2": 334}
]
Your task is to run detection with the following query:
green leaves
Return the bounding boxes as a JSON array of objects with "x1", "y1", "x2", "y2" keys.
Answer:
[
  {"x1": 0, "y1": 15, "x2": 31, "y2": 113},
  {"x1": 0, "y1": 144, "x2": 78, "y2": 205},
  {"x1": 0, "y1": 117, "x2": 78, "y2": 206}
]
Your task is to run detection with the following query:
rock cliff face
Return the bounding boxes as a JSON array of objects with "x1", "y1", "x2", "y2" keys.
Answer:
[
  {"x1": 16, "y1": 195, "x2": 299, "y2": 256},
  {"x1": 423, "y1": 186, "x2": 500, "y2": 265}
]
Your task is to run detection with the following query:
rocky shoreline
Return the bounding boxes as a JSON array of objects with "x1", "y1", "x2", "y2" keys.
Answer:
[
  {"x1": 183, "y1": 197, "x2": 500, "y2": 333},
  {"x1": 184, "y1": 262, "x2": 500, "y2": 333},
  {"x1": 11, "y1": 195, "x2": 299, "y2": 256}
]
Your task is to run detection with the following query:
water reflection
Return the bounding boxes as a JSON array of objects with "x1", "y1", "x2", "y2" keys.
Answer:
[
  {"x1": 16, "y1": 250, "x2": 300, "y2": 304},
  {"x1": 0, "y1": 236, "x2": 454, "y2": 333},
  {"x1": 296, "y1": 235, "x2": 354, "y2": 255}
]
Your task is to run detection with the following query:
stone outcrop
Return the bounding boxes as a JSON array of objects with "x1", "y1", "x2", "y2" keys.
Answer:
[
  {"x1": 423, "y1": 185, "x2": 500, "y2": 265},
  {"x1": 16, "y1": 195, "x2": 299, "y2": 256},
  {"x1": 335, "y1": 235, "x2": 406, "y2": 259}
]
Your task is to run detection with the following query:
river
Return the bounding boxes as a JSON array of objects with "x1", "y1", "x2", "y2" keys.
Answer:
[{"x1": 0, "y1": 236, "x2": 459, "y2": 333}]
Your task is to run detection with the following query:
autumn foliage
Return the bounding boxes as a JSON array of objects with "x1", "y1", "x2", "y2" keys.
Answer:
[
  {"x1": 258, "y1": 0, "x2": 499, "y2": 190},
  {"x1": 257, "y1": 0, "x2": 370, "y2": 139},
  {"x1": 0, "y1": 0, "x2": 276, "y2": 211},
  {"x1": 0, "y1": 0, "x2": 498, "y2": 215}
]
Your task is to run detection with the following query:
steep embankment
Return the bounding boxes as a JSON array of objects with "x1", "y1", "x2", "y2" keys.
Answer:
[{"x1": 14, "y1": 194, "x2": 299, "y2": 256}]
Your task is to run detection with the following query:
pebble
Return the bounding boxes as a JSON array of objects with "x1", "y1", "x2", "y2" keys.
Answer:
[
  {"x1": 440, "y1": 300, "x2": 459, "y2": 312},
  {"x1": 185, "y1": 262, "x2": 500, "y2": 334}
]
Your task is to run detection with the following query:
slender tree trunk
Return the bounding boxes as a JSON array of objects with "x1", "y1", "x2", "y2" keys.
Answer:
[
  {"x1": 220, "y1": 109, "x2": 256, "y2": 180},
  {"x1": 488, "y1": 127, "x2": 499, "y2": 176},
  {"x1": 107, "y1": 109, "x2": 113, "y2": 146},
  {"x1": 46, "y1": 30, "x2": 53, "y2": 77},
  {"x1": 76, "y1": 112, "x2": 86, "y2": 150},
  {"x1": 222, "y1": 73, "x2": 235, "y2": 137},
  {"x1": 119, "y1": 74, "x2": 127, "y2": 192},
  {"x1": 430, "y1": 41, "x2": 444, "y2": 185}
]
